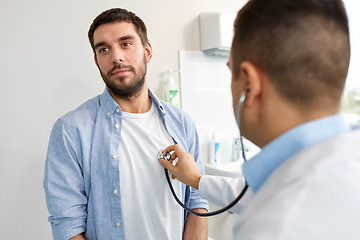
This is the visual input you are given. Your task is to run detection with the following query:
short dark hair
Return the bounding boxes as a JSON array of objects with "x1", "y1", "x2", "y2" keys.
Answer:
[
  {"x1": 88, "y1": 8, "x2": 148, "y2": 53},
  {"x1": 231, "y1": 0, "x2": 350, "y2": 107}
]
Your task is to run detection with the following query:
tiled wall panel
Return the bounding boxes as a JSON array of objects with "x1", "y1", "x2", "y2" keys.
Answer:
[{"x1": 179, "y1": 50, "x2": 242, "y2": 164}]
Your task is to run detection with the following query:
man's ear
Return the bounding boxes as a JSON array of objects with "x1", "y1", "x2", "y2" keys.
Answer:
[
  {"x1": 240, "y1": 61, "x2": 263, "y2": 107},
  {"x1": 145, "y1": 41, "x2": 153, "y2": 63}
]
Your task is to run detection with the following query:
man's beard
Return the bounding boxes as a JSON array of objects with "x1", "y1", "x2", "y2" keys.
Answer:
[{"x1": 101, "y1": 58, "x2": 147, "y2": 99}]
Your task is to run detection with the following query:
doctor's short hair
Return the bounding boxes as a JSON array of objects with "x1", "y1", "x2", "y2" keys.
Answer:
[
  {"x1": 88, "y1": 8, "x2": 148, "y2": 54},
  {"x1": 231, "y1": 0, "x2": 350, "y2": 108}
]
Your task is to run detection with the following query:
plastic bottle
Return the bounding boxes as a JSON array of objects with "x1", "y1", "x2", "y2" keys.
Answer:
[
  {"x1": 208, "y1": 132, "x2": 220, "y2": 164},
  {"x1": 231, "y1": 138, "x2": 242, "y2": 162},
  {"x1": 163, "y1": 70, "x2": 180, "y2": 107}
]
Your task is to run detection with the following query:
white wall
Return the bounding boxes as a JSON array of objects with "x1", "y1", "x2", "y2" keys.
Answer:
[
  {"x1": 0, "y1": 0, "x2": 246, "y2": 239},
  {"x1": 179, "y1": 50, "x2": 258, "y2": 165}
]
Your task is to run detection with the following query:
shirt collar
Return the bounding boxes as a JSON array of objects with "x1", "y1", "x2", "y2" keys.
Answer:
[
  {"x1": 99, "y1": 88, "x2": 167, "y2": 117},
  {"x1": 242, "y1": 114, "x2": 351, "y2": 193},
  {"x1": 148, "y1": 88, "x2": 166, "y2": 116},
  {"x1": 100, "y1": 88, "x2": 120, "y2": 117}
]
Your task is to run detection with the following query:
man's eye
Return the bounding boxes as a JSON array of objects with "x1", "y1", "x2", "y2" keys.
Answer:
[
  {"x1": 122, "y1": 42, "x2": 131, "y2": 47},
  {"x1": 99, "y1": 48, "x2": 109, "y2": 53}
]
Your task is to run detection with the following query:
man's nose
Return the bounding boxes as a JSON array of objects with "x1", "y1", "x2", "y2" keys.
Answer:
[{"x1": 112, "y1": 49, "x2": 124, "y2": 64}]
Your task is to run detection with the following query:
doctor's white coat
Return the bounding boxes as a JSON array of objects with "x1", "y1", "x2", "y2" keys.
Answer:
[{"x1": 199, "y1": 129, "x2": 360, "y2": 240}]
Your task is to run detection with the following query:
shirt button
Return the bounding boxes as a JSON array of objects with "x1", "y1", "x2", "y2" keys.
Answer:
[
  {"x1": 116, "y1": 108, "x2": 120, "y2": 113},
  {"x1": 115, "y1": 123, "x2": 119, "y2": 129},
  {"x1": 116, "y1": 222, "x2": 121, "y2": 227},
  {"x1": 113, "y1": 189, "x2": 118, "y2": 195},
  {"x1": 112, "y1": 154, "x2": 117, "y2": 159}
]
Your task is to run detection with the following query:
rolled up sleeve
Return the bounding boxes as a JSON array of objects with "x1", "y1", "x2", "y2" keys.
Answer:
[
  {"x1": 199, "y1": 175, "x2": 252, "y2": 214},
  {"x1": 43, "y1": 119, "x2": 87, "y2": 240},
  {"x1": 187, "y1": 118, "x2": 209, "y2": 211}
]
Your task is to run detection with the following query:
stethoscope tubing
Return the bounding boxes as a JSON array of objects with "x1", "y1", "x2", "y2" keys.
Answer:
[
  {"x1": 164, "y1": 95, "x2": 249, "y2": 217},
  {"x1": 164, "y1": 168, "x2": 248, "y2": 217},
  {"x1": 164, "y1": 133, "x2": 249, "y2": 217}
]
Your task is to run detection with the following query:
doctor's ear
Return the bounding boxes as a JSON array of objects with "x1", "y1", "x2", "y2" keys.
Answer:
[{"x1": 240, "y1": 61, "x2": 263, "y2": 106}]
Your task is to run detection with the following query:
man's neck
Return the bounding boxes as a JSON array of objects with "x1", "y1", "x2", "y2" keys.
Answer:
[{"x1": 109, "y1": 85, "x2": 152, "y2": 113}]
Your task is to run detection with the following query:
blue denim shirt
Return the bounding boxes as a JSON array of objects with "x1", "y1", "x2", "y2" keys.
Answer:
[
  {"x1": 43, "y1": 88, "x2": 208, "y2": 240},
  {"x1": 242, "y1": 114, "x2": 351, "y2": 193}
]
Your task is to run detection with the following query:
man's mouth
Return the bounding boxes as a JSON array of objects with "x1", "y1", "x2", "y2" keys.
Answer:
[{"x1": 112, "y1": 69, "x2": 131, "y2": 77}]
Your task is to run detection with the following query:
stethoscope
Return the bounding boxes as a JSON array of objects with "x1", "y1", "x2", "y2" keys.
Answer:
[{"x1": 158, "y1": 92, "x2": 249, "y2": 217}]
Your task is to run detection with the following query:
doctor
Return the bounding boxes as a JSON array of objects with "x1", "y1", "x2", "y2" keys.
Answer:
[{"x1": 159, "y1": 0, "x2": 360, "y2": 238}]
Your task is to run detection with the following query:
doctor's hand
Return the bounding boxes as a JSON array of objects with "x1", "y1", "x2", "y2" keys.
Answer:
[{"x1": 158, "y1": 144, "x2": 202, "y2": 190}]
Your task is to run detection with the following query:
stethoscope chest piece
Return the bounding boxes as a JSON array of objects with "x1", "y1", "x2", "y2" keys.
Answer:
[{"x1": 157, "y1": 151, "x2": 171, "y2": 161}]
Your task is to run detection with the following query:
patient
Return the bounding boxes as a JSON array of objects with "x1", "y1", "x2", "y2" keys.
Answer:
[{"x1": 43, "y1": 8, "x2": 208, "y2": 240}]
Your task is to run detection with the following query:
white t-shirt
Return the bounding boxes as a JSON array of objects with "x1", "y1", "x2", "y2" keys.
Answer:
[{"x1": 118, "y1": 102, "x2": 183, "y2": 240}]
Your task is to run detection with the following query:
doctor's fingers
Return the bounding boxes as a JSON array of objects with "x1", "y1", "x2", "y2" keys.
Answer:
[
  {"x1": 164, "y1": 144, "x2": 185, "y2": 156},
  {"x1": 163, "y1": 144, "x2": 177, "y2": 153},
  {"x1": 170, "y1": 149, "x2": 194, "y2": 164},
  {"x1": 159, "y1": 158, "x2": 181, "y2": 180},
  {"x1": 159, "y1": 157, "x2": 176, "y2": 172},
  {"x1": 178, "y1": 152, "x2": 196, "y2": 167},
  {"x1": 162, "y1": 145, "x2": 182, "y2": 161}
]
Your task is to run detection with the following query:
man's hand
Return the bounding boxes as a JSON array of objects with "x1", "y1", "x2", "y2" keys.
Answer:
[{"x1": 158, "y1": 144, "x2": 202, "y2": 189}]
